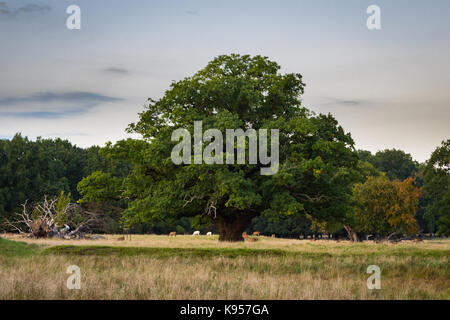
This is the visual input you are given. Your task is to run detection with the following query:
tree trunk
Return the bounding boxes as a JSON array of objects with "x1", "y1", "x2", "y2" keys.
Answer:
[
  {"x1": 344, "y1": 225, "x2": 359, "y2": 242},
  {"x1": 215, "y1": 213, "x2": 252, "y2": 242}
]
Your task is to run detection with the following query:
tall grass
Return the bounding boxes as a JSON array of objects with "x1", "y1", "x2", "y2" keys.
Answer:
[{"x1": 0, "y1": 235, "x2": 448, "y2": 299}]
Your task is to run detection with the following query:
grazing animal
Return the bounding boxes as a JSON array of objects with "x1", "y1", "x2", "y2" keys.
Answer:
[
  {"x1": 413, "y1": 238, "x2": 423, "y2": 243},
  {"x1": 249, "y1": 237, "x2": 258, "y2": 242},
  {"x1": 117, "y1": 236, "x2": 125, "y2": 241},
  {"x1": 271, "y1": 234, "x2": 276, "y2": 238},
  {"x1": 169, "y1": 231, "x2": 176, "y2": 237},
  {"x1": 192, "y1": 230, "x2": 200, "y2": 236},
  {"x1": 242, "y1": 232, "x2": 248, "y2": 239},
  {"x1": 252, "y1": 231, "x2": 260, "y2": 236},
  {"x1": 206, "y1": 232, "x2": 212, "y2": 236}
]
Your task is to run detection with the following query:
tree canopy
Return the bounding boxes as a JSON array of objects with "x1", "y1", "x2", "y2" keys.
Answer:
[
  {"x1": 423, "y1": 140, "x2": 450, "y2": 236},
  {"x1": 357, "y1": 149, "x2": 419, "y2": 181},
  {"x1": 100, "y1": 54, "x2": 360, "y2": 241}
]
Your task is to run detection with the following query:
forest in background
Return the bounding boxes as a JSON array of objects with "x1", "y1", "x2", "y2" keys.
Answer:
[{"x1": 1, "y1": 133, "x2": 448, "y2": 238}]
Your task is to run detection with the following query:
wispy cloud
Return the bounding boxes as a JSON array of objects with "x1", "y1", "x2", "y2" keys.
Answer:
[
  {"x1": 0, "y1": 91, "x2": 123, "y2": 118},
  {"x1": 185, "y1": 10, "x2": 198, "y2": 15},
  {"x1": 0, "y1": 91, "x2": 122, "y2": 106},
  {"x1": 321, "y1": 97, "x2": 370, "y2": 107},
  {"x1": 2, "y1": 110, "x2": 86, "y2": 119},
  {"x1": 102, "y1": 67, "x2": 130, "y2": 75},
  {"x1": 0, "y1": 2, "x2": 51, "y2": 17}
]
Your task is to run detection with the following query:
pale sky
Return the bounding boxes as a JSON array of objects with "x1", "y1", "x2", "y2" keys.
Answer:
[{"x1": 0, "y1": 0, "x2": 449, "y2": 162}]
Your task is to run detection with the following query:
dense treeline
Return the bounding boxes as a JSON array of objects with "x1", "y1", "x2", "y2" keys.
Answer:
[
  {"x1": 1, "y1": 135, "x2": 448, "y2": 238},
  {"x1": 249, "y1": 146, "x2": 448, "y2": 238},
  {"x1": 0, "y1": 134, "x2": 131, "y2": 232},
  {"x1": 0, "y1": 134, "x2": 211, "y2": 234}
]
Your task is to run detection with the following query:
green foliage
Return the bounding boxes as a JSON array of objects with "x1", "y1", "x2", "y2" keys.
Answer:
[
  {"x1": 359, "y1": 149, "x2": 419, "y2": 181},
  {"x1": 423, "y1": 140, "x2": 450, "y2": 236},
  {"x1": 250, "y1": 214, "x2": 312, "y2": 237},
  {"x1": 0, "y1": 134, "x2": 74, "y2": 220},
  {"x1": 77, "y1": 171, "x2": 122, "y2": 204},
  {"x1": 175, "y1": 225, "x2": 185, "y2": 235},
  {"x1": 84, "y1": 145, "x2": 133, "y2": 178},
  {"x1": 0, "y1": 134, "x2": 132, "y2": 228},
  {"x1": 191, "y1": 215, "x2": 214, "y2": 231},
  {"x1": 55, "y1": 191, "x2": 71, "y2": 226}
]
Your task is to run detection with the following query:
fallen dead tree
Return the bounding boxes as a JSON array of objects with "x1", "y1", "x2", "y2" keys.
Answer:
[{"x1": 3, "y1": 195, "x2": 103, "y2": 239}]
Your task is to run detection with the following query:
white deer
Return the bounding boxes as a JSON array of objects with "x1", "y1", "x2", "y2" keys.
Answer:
[{"x1": 192, "y1": 231, "x2": 200, "y2": 236}]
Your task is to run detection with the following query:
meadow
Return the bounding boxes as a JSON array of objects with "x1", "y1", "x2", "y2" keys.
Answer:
[{"x1": 0, "y1": 234, "x2": 449, "y2": 300}]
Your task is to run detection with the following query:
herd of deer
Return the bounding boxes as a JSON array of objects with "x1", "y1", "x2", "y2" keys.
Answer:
[
  {"x1": 167, "y1": 231, "x2": 212, "y2": 237},
  {"x1": 115, "y1": 232, "x2": 424, "y2": 243},
  {"x1": 167, "y1": 230, "x2": 271, "y2": 241}
]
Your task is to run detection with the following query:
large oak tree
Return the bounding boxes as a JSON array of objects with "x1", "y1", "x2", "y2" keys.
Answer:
[{"x1": 98, "y1": 54, "x2": 359, "y2": 241}]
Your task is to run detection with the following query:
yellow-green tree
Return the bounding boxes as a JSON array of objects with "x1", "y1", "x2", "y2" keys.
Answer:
[
  {"x1": 390, "y1": 178, "x2": 421, "y2": 235},
  {"x1": 352, "y1": 175, "x2": 420, "y2": 238}
]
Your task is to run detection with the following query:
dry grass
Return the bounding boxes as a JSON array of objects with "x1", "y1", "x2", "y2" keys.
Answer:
[
  {"x1": 4, "y1": 232, "x2": 449, "y2": 251},
  {"x1": 0, "y1": 234, "x2": 449, "y2": 300}
]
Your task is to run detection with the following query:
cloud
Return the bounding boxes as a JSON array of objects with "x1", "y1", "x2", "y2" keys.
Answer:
[
  {"x1": 0, "y1": 2, "x2": 51, "y2": 17},
  {"x1": 103, "y1": 67, "x2": 130, "y2": 75},
  {"x1": 0, "y1": 2, "x2": 10, "y2": 15},
  {"x1": 16, "y1": 3, "x2": 51, "y2": 14},
  {"x1": 185, "y1": 10, "x2": 198, "y2": 15},
  {"x1": 2, "y1": 110, "x2": 86, "y2": 119},
  {"x1": 0, "y1": 91, "x2": 122, "y2": 106},
  {"x1": 321, "y1": 97, "x2": 370, "y2": 107},
  {"x1": 0, "y1": 91, "x2": 123, "y2": 118}
]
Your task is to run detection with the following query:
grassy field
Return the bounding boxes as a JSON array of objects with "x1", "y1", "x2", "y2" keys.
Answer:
[{"x1": 0, "y1": 233, "x2": 449, "y2": 300}]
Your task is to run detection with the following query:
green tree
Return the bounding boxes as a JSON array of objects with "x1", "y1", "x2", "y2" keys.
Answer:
[
  {"x1": 77, "y1": 171, "x2": 122, "y2": 204},
  {"x1": 423, "y1": 140, "x2": 450, "y2": 236},
  {"x1": 339, "y1": 158, "x2": 381, "y2": 241},
  {"x1": 54, "y1": 191, "x2": 71, "y2": 227},
  {"x1": 109, "y1": 54, "x2": 359, "y2": 241},
  {"x1": 362, "y1": 149, "x2": 419, "y2": 181}
]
